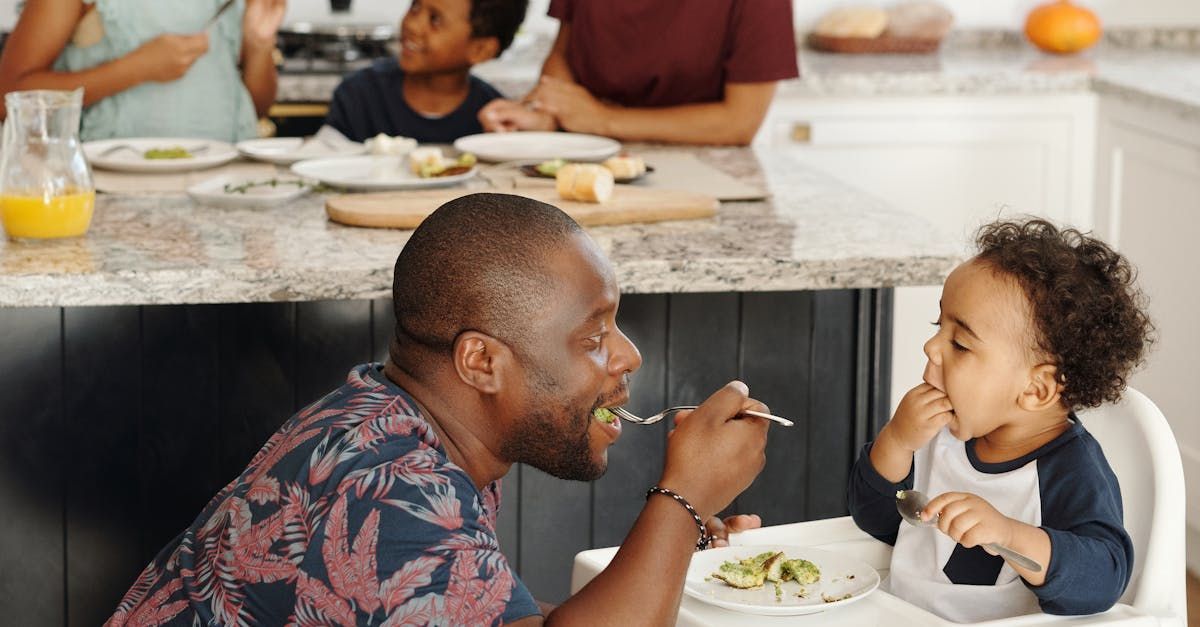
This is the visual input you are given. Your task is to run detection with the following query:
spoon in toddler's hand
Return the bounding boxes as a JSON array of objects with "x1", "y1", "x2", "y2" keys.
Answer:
[{"x1": 895, "y1": 489, "x2": 1043, "y2": 573}]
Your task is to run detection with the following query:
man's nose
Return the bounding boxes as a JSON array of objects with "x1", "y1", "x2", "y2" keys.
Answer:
[{"x1": 611, "y1": 327, "x2": 642, "y2": 376}]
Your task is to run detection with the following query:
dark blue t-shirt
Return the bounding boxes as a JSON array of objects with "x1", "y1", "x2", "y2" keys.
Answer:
[{"x1": 325, "y1": 58, "x2": 502, "y2": 143}]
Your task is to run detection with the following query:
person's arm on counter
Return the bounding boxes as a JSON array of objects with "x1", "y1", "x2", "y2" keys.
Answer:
[
  {"x1": 239, "y1": 0, "x2": 286, "y2": 118},
  {"x1": 0, "y1": 0, "x2": 210, "y2": 118},
  {"x1": 530, "y1": 77, "x2": 777, "y2": 146}
]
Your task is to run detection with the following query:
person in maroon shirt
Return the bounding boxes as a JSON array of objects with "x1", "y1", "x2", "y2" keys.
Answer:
[{"x1": 478, "y1": 0, "x2": 798, "y2": 145}]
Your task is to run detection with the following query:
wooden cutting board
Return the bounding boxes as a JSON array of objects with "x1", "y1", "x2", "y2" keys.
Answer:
[{"x1": 325, "y1": 186, "x2": 718, "y2": 229}]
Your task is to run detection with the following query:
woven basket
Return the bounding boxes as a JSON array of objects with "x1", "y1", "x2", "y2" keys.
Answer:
[{"x1": 807, "y1": 32, "x2": 943, "y2": 54}]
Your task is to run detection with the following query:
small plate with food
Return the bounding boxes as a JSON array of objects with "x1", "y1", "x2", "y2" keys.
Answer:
[
  {"x1": 291, "y1": 148, "x2": 477, "y2": 191},
  {"x1": 186, "y1": 174, "x2": 310, "y2": 208},
  {"x1": 84, "y1": 138, "x2": 239, "y2": 173},
  {"x1": 454, "y1": 131, "x2": 620, "y2": 163},
  {"x1": 684, "y1": 545, "x2": 879, "y2": 616},
  {"x1": 520, "y1": 155, "x2": 653, "y2": 183}
]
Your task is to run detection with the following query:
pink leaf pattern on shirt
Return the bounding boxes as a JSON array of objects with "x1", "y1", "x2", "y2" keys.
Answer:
[{"x1": 106, "y1": 365, "x2": 532, "y2": 626}]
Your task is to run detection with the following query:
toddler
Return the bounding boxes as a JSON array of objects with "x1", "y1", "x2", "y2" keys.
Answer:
[{"x1": 848, "y1": 218, "x2": 1153, "y2": 622}]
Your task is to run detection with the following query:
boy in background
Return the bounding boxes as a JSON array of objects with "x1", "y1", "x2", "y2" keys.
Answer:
[
  {"x1": 848, "y1": 219, "x2": 1152, "y2": 622},
  {"x1": 325, "y1": 0, "x2": 526, "y2": 143}
]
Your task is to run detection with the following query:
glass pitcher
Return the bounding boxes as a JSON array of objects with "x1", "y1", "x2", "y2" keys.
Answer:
[{"x1": 0, "y1": 89, "x2": 95, "y2": 239}]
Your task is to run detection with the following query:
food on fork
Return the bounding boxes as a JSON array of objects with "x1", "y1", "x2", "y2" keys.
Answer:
[
  {"x1": 602, "y1": 155, "x2": 646, "y2": 180},
  {"x1": 143, "y1": 146, "x2": 194, "y2": 160},
  {"x1": 592, "y1": 407, "x2": 617, "y2": 424},
  {"x1": 556, "y1": 163, "x2": 614, "y2": 203}
]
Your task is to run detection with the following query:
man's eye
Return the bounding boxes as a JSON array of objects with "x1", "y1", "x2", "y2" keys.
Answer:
[{"x1": 951, "y1": 340, "x2": 968, "y2": 352}]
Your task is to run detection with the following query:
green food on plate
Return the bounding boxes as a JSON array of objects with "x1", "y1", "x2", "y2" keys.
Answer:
[{"x1": 144, "y1": 146, "x2": 193, "y2": 160}]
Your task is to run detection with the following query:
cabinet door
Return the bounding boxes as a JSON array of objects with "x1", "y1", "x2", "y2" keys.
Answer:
[
  {"x1": 1095, "y1": 100, "x2": 1200, "y2": 540},
  {"x1": 758, "y1": 95, "x2": 1096, "y2": 410}
]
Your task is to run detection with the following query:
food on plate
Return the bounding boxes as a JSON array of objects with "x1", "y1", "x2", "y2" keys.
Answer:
[
  {"x1": 593, "y1": 407, "x2": 617, "y2": 424},
  {"x1": 407, "y1": 147, "x2": 477, "y2": 178},
  {"x1": 813, "y1": 6, "x2": 888, "y2": 38},
  {"x1": 602, "y1": 155, "x2": 646, "y2": 180},
  {"x1": 710, "y1": 551, "x2": 822, "y2": 591},
  {"x1": 143, "y1": 146, "x2": 194, "y2": 160},
  {"x1": 556, "y1": 163, "x2": 614, "y2": 203},
  {"x1": 822, "y1": 592, "x2": 853, "y2": 603},
  {"x1": 366, "y1": 133, "x2": 418, "y2": 156},
  {"x1": 536, "y1": 158, "x2": 567, "y2": 176},
  {"x1": 222, "y1": 178, "x2": 308, "y2": 195}
]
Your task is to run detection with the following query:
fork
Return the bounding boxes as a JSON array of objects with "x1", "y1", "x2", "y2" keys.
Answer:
[{"x1": 610, "y1": 405, "x2": 794, "y2": 427}]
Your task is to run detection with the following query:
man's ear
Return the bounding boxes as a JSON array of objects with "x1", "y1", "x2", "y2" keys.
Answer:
[
  {"x1": 452, "y1": 331, "x2": 512, "y2": 394},
  {"x1": 467, "y1": 36, "x2": 500, "y2": 64},
  {"x1": 1018, "y1": 363, "x2": 1063, "y2": 412}
]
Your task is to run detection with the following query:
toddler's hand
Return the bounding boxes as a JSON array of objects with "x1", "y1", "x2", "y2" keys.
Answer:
[
  {"x1": 881, "y1": 382, "x2": 953, "y2": 453},
  {"x1": 923, "y1": 492, "x2": 1016, "y2": 552},
  {"x1": 133, "y1": 33, "x2": 209, "y2": 83}
]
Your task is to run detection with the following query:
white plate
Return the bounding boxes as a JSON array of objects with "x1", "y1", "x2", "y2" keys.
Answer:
[
  {"x1": 186, "y1": 174, "x2": 309, "y2": 208},
  {"x1": 290, "y1": 155, "x2": 477, "y2": 191},
  {"x1": 237, "y1": 137, "x2": 364, "y2": 165},
  {"x1": 453, "y1": 131, "x2": 621, "y2": 163},
  {"x1": 684, "y1": 545, "x2": 880, "y2": 616},
  {"x1": 84, "y1": 138, "x2": 238, "y2": 173}
]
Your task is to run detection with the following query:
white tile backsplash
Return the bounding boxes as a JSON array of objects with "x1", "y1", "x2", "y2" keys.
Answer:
[{"x1": 0, "y1": 0, "x2": 1196, "y2": 35}]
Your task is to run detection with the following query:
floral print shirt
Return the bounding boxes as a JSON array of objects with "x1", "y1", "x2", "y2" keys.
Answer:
[{"x1": 107, "y1": 364, "x2": 539, "y2": 626}]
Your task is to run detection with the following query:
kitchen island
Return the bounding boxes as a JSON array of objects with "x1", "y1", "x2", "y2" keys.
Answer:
[{"x1": 0, "y1": 145, "x2": 958, "y2": 624}]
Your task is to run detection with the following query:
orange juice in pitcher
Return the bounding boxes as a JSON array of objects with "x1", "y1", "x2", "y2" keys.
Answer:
[{"x1": 0, "y1": 89, "x2": 95, "y2": 239}]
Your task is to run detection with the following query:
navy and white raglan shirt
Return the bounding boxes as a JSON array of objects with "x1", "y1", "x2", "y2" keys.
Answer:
[{"x1": 848, "y1": 417, "x2": 1133, "y2": 623}]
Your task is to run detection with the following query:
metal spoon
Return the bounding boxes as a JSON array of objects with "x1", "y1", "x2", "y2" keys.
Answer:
[
  {"x1": 610, "y1": 405, "x2": 793, "y2": 427},
  {"x1": 895, "y1": 489, "x2": 1043, "y2": 572}
]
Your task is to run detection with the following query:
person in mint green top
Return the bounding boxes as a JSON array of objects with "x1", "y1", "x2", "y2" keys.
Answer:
[{"x1": 0, "y1": 0, "x2": 285, "y2": 142}]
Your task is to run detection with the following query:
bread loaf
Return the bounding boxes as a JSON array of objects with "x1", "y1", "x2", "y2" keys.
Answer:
[
  {"x1": 556, "y1": 163, "x2": 614, "y2": 203},
  {"x1": 884, "y1": 1, "x2": 954, "y2": 39},
  {"x1": 814, "y1": 6, "x2": 888, "y2": 38},
  {"x1": 602, "y1": 156, "x2": 646, "y2": 180}
]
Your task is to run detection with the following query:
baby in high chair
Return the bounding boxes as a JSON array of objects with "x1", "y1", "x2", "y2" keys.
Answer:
[{"x1": 848, "y1": 218, "x2": 1153, "y2": 622}]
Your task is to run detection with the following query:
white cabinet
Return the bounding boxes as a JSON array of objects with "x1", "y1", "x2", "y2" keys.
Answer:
[
  {"x1": 1093, "y1": 97, "x2": 1200, "y2": 571},
  {"x1": 755, "y1": 94, "x2": 1097, "y2": 411}
]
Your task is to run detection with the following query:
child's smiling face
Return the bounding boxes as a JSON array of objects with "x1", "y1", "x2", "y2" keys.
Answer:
[
  {"x1": 922, "y1": 259, "x2": 1043, "y2": 441},
  {"x1": 399, "y1": 0, "x2": 496, "y2": 74}
]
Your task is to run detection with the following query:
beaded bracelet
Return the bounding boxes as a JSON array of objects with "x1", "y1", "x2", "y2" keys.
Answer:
[{"x1": 646, "y1": 486, "x2": 713, "y2": 551}]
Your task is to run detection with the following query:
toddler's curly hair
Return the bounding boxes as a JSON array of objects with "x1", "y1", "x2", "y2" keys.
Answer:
[{"x1": 974, "y1": 219, "x2": 1154, "y2": 409}]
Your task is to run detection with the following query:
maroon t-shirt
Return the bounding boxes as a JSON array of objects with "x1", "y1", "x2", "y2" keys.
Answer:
[{"x1": 548, "y1": 0, "x2": 799, "y2": 108}]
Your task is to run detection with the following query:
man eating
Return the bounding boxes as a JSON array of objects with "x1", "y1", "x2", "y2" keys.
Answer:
[{"x1": 107, "y1": 192, "x2": 771, "y2": 626}]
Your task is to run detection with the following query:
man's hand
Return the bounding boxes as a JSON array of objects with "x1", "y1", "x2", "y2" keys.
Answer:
[
  {"x1": 527, "y1": 76, "x2": 611, "y2": 135},
  {"x1": 130, "y1": 33, "x2": 210, "y2": 83},
  {"x1": 478, "y1": 98, "x2": 557, "y2": 132},
  {"x1": 658, "y1": 381, "x2": 770, "y2": 521},
  {"x1": 706, "y1": 513, "x2": 762, "y2": 548},
  {"x1": 880, "y1": 383, "x2": 953, "y2": 453},
  {"x1": 923, "y1": 492, "x2": 1016, "y2": 553}
]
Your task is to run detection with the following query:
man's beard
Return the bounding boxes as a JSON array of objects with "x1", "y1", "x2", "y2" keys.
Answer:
[{"x1": 499, "y1": 370, "x2": 605, "y2": 481}]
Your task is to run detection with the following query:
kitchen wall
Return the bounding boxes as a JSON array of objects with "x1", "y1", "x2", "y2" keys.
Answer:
[{"x1": 0, "y1": 0, "x2": 1197, "y2": 32}]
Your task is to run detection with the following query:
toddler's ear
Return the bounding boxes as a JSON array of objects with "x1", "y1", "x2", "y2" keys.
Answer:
[{"x1": 1018, "y1": 364, "x2": 1063, "y2": 412}]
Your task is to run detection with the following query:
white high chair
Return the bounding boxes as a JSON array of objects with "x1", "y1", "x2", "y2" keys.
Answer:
[{"x1": 1075, "y1": 387, "x2": 1187, "y2": 625}]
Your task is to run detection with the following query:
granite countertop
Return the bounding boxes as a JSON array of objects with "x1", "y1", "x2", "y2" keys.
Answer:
[
  {"x1": 278, "y1": 31, "x2": 1200, "y2": 122},
  {"x1": 0, "y1": 146, "x2": 960, "y2": 308}
]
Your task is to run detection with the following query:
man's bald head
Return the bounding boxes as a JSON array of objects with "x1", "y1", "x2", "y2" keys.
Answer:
[{"x1": 391, "y1": 193, "x2": 584, "y2": 378}]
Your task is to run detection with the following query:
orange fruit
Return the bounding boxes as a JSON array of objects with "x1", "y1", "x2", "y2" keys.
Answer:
[{"x1": 1024, "y1": 0, "x2": 1102, "y2": 54}]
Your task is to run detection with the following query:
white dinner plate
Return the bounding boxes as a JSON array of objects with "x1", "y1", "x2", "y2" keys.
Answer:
[
  {"x1": 453, "y1": 131, "x2": 621, "y2": 163},
  {"x1": 84, "y1": 137, "x2": 238, "y2": 173},
  {"x1": 684, "y1": 545, "x2": 880, "y2": 616},
  {"x1": 290, "y1": 155, "x2": 477, "y2": 191},
  {"x1": 186, "y1": 173, "x2": 309, "y2": 208},
  {"x1": 237, "y1": 137, "x2": 364, "y2": 165}
]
